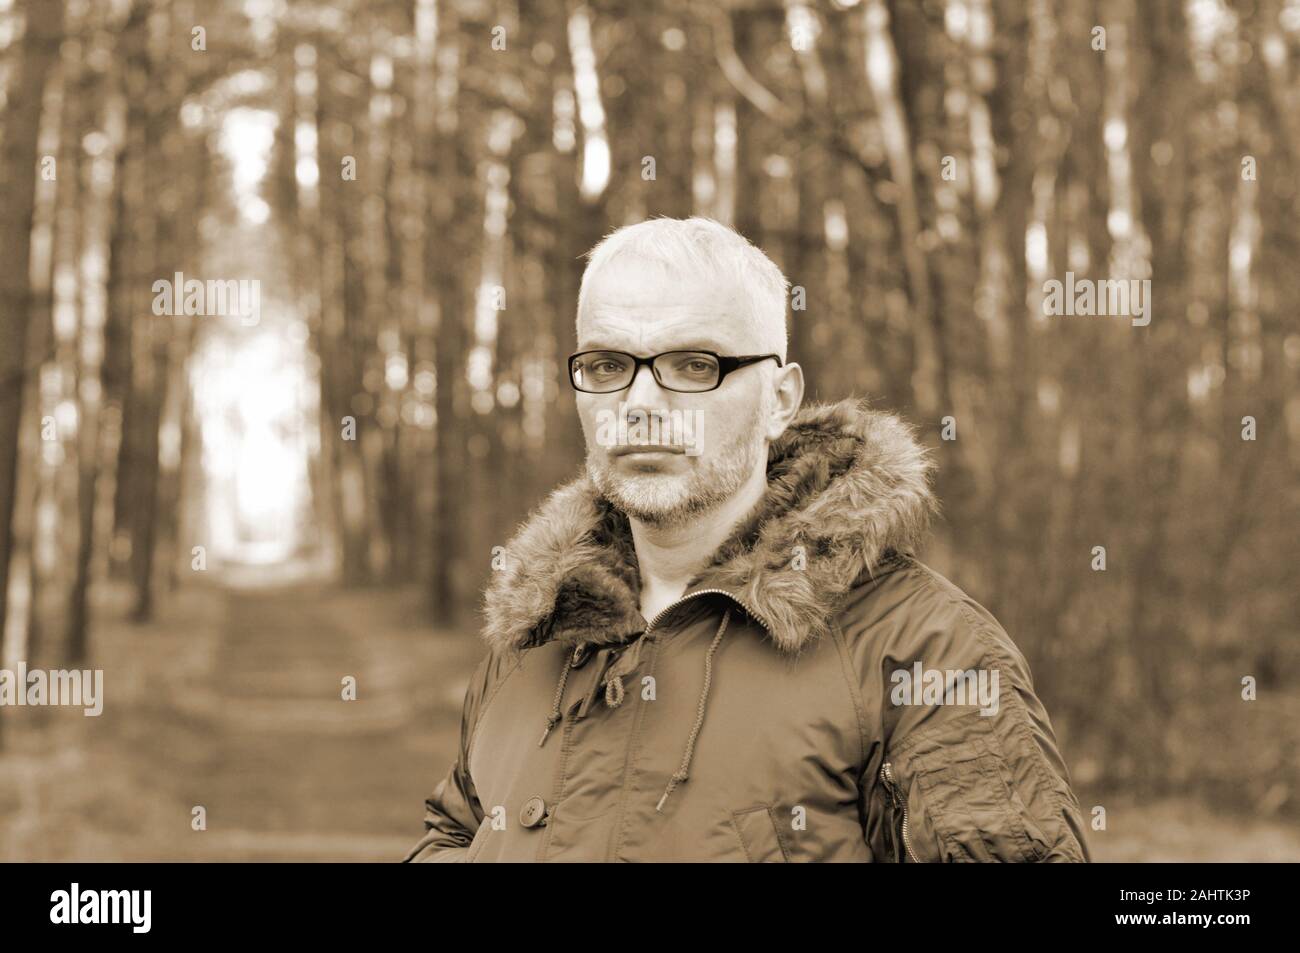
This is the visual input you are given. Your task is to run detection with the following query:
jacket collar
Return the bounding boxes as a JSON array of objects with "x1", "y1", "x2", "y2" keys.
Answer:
[{"x1": 482, "y1": 398, "x2": 937, "y2": 655}]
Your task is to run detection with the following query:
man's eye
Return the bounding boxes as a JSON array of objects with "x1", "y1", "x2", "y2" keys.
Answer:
[
  {"x1": 591, "y1": 360, "x2": 624, "y2": 375},
  {"x1": 677, "y1": 358, "x2": 716, "y2": 376}
]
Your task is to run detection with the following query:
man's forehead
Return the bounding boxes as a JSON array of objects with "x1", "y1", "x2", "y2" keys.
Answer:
[
  {"x1": 584, "y1": 254, "x2": 734, "y2": 302},
  {"x1": 577, "y1": 311, "x2": 739, "y2": 351},
  {"x1": 577, "y1": 256, "x2": 759, "y2": 348},
  {"x1": 578, "y1": 295, "x2": 769, "y2": 347}
]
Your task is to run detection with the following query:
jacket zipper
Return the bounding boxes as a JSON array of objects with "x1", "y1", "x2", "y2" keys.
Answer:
[
  {"x1": 643, "y1": 588, "x2": 772, "y2": 637},
  {"x1": 880, "y1": 762, "x2": 919, "y2": 863},
  {"x1": 594, "y1": 590, "x2": 765, "y2": 713}
]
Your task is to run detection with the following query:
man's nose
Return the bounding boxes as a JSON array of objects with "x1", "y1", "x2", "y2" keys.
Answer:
[{"x1": 623, "y1": 361, "x2": 666, "y2": 410}]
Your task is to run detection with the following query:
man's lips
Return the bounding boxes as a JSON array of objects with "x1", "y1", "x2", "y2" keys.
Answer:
[{"x1": 608, "y1": 444, "x2": 686, "y2": 457}]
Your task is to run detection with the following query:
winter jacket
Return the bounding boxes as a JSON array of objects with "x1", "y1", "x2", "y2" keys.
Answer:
[{"x1": 403, "y1": 398, "x2": 1091, "y2": 862}]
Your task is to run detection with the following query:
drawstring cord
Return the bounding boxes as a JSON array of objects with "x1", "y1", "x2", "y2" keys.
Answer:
[
  {"x1": 536, "y1": 607, "x2": 735, "y2": 816},
  {"x1": 538, "y1": 656, "x2": 574, "y2": 747},
  {"x1": 656, "y1": 609, "x2": 731, "y2": 814},
  {"x1": 604, "y1": 671, "x2": 625, "y2": 707}
]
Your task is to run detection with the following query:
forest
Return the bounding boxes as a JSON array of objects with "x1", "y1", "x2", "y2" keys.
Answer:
[{"x1": 0, "y1": 0, "x2": 1297, "y2": 859}]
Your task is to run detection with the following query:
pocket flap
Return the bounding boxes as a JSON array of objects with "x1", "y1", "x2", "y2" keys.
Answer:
[
  {"x1": 900, "y1": 736, "x2": 1050, "y2": 862},
  {"x1": 730, "y1": 805, "x2": 790, "y2": 863}
]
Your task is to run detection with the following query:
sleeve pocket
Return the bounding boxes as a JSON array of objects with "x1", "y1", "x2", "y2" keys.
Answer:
[{"x1": 905, "y1": 738, "x2": 1050, "y2": 863}]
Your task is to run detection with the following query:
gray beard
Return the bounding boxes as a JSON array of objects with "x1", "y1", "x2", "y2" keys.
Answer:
[{"x1": 586, "y1": 406, "x2": 768, "y2": 528}]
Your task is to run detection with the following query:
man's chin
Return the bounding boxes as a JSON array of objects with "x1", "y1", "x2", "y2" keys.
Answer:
[{"x1": 591, "y1": 470, "x2": 697, "y2": 525}]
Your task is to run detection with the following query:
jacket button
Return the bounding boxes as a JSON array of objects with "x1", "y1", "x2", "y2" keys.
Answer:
[{"x1": 519, "y1": 796, "x2": 548, "y2": 829}]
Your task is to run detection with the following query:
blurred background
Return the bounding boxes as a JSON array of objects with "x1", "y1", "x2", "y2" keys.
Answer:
[{"x1": 0, "y1": 0, "x2": 1297, "y2": 861}]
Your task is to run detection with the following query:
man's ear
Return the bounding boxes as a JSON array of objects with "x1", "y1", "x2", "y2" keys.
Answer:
[{"x1": 765, "y1": 362, "x2": 805, "y2": 441}]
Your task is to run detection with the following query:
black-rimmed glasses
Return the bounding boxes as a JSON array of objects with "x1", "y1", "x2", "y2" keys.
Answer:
[{"x1": 568, "y1": 350, "x2": 783, "y2": 394}]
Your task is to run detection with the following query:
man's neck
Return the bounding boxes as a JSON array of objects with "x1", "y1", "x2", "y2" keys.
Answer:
[{"x1": 630, "y1": 464, "x2": 769, "y2": 623}]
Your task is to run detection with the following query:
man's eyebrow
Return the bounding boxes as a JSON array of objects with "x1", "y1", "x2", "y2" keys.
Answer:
[{"x1": 664, "y1": 340, "x2": 728, "y2": 352}]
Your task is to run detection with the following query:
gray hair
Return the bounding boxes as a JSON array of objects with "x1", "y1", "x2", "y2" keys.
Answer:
[{"x1": 577, "y1": 217, "x2": 790, "y2": 360}]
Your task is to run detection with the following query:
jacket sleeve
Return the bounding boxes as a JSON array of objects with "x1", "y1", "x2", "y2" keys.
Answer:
[
  {"x1": 862, "y1": 573, "x2": 1091, "y2": 863},
  {"x1": 401, "y1": 648, "x2": 503, "y2": 863}
]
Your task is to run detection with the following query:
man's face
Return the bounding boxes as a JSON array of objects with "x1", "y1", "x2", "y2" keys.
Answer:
[{"x1": 575, "y1": 255, "x2": 775, "y2": 526}]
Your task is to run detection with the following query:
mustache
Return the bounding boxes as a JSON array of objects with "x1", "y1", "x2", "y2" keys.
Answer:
[{"x1": 593, "y1": 405, "x2": 705, "y2": 456}]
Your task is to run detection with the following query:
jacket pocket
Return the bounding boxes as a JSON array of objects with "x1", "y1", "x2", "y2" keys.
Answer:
[
  {"x1": 730, "y1": 805, "x2": 790, "y2": 863},
  {"x1": 537, "y1": 800, "x2": 618, "y2": 862},
  {"x1": 464, "y1": 814, "x2": 493, "y2": 863},
  {"x1": 903, "y1": 737, "x2": 1050, "y2": 862}
]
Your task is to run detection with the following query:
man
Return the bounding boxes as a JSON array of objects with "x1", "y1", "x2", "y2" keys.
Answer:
[{"x1": 404, "y1": 217, "x2": 1090, "y2": 862}]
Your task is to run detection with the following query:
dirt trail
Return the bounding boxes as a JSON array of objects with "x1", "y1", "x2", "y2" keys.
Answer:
[{"x1": 0, "y1": 579, "x2": 480, "y2": 861}]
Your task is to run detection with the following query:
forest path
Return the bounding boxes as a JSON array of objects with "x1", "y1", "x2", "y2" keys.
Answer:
[{"x1": 0, "y1": 578, "x2": 481, "y2": 861}]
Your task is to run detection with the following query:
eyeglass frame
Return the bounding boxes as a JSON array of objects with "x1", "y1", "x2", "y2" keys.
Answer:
[{"x1": 567, "y1": 349, "x2": 784, "y2": 394}]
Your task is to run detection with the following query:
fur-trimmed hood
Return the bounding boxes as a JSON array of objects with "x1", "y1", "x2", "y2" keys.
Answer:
[{"x1": 482, "y1": 398, "x2": 938, "y2": 655}]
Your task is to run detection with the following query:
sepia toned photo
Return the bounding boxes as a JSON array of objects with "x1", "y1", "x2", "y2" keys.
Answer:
[{"x1": 0, "y1": 0, "x2": 1296, "y2": 888}]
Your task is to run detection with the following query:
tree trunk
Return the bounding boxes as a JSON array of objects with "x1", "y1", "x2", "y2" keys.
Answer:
[{"x1": 0, "y1": 0, "x2": 66, "y2": 683}]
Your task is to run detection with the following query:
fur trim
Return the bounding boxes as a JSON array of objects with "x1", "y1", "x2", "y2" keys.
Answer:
[{"x1": 482, "y1": 398, "x2": 938, "y2": 654}]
